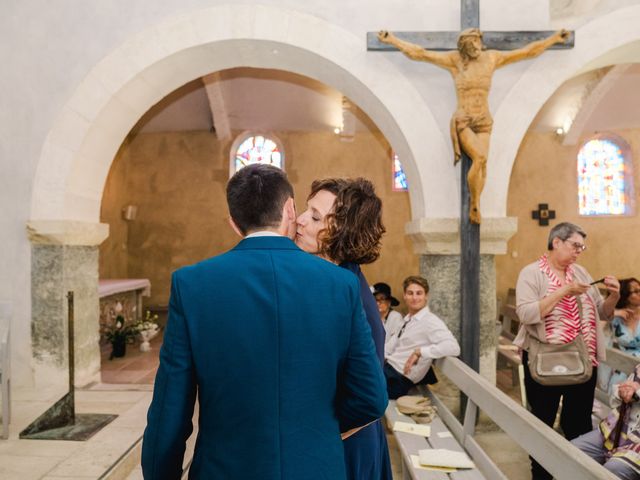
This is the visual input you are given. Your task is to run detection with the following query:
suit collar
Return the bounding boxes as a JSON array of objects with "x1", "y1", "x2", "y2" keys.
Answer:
[{"x1": 233, "y1": 236, "x2": 302, "y2": 251}]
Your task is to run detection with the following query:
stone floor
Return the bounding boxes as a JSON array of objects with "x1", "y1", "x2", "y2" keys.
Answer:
[
  {"x1": 0, "y1": 382, "x2": 152, "y2": 480},
  {"x1": 2, "y1": 334, "x2": 533, "y2": 479}
]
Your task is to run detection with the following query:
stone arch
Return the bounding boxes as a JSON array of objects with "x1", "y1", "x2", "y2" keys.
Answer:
[
  {"x1": 30, "y1": 4, "x2": 454, "y2": 225},
  {"x1": 490, "y1": 5, "x2": 640, "y2": 218}
]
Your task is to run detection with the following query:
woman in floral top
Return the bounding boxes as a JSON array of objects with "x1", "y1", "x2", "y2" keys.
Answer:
[
  {"x1": 601, "y1": 278, "x2": 640, "y2": 395},
  {"x1": 613, "y1": 278, "x2": 640, "y2": 356}
]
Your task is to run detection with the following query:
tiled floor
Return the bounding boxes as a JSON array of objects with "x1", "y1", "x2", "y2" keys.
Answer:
[{"x1": 100, "y1": 332, "x2": 163, "y2": 384}]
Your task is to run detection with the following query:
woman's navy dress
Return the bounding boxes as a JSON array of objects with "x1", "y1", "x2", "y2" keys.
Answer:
[{"x1": 341, "y1": 262, "x2": 392, "y2": 480}]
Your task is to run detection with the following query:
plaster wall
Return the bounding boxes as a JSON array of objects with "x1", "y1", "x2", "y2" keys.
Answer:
[
  {"x1": 496, "y1": 128, "x2": 640, "y2": 304},
  {"x1": 2, "y1": 0, "x2": 635, "y2": 386},
  {"x1": 99, "y1": 130, "x2": 418, "y2": 309}
]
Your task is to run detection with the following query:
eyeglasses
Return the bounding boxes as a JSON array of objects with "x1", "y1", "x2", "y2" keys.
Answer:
[{"x1": 564, "y1": 240, "x2": 587, "y2": 252}]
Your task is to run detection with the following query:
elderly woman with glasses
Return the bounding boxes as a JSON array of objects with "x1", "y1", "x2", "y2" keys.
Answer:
[{"x1": 515, "y1": 222, "x2": 620, "y2": 480}]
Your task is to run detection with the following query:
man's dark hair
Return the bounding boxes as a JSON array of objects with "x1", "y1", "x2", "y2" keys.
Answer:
[{"x1": 226, "y1": 164, "x2": 294, "y2": 235}]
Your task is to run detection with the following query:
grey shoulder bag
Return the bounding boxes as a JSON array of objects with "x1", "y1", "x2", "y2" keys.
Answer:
[{"x1": 526, "y1": 296, "x2": 593, "y2": 386}]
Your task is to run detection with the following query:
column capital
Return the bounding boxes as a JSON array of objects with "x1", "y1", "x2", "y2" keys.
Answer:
[
  {"x1": 26, "y1": 220, "x2": 109, "y2": 246},
  {"x1": 406, "y1": 217, "x2": 517, "y2": 255}
]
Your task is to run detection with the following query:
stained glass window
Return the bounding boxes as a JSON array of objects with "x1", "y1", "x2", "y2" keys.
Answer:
[
  {"x1": 231, "y1": 133, "x2": 283, "y2": 175},
  {"x1": 392, "y1": 153, "x2": 408, "y2": 191},
  {"x1": 577, "y1": 137, "x2": 629, "y2": 216}
]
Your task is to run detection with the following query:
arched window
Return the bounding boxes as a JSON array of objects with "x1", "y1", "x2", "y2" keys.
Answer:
[
  {"x1": 392, "y1": 153, "x2": 408, "y2": 191},
  {"x1": 577, "y1": 135, "x2": 633, "y2": 216},
  {"x1": 230, "y1": 132, "x2": 284, "y2": 176}
]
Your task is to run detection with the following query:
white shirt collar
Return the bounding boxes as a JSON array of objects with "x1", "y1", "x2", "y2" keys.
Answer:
[
  {"x1": 245, "y1": 231, "x2": 282, "y2": 238},
  {"x1": 405, "y1": 305, "x2": 430, "y2": 321}
]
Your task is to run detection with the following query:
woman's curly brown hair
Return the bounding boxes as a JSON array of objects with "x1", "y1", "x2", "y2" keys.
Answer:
[{"x1": 308, "y1": 177, "x2": 385, "y2": 265}]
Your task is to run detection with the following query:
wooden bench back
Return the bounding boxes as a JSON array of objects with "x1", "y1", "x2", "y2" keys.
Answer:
[{"x1": 436, "y1": 357, "x2": 618, "y2": 479}]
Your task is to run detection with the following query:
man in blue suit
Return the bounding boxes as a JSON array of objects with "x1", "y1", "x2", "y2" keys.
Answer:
[{"x1": 142, "y1": 164, "x2": 387, "y2": 479}]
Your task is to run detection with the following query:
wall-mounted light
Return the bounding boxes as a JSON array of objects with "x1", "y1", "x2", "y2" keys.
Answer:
[
  {"x1": 339, "y1": 96, "x2": 355, "y2": 142},
  {"x1": 334, "y1": 127, "x2": 341, "y2": 135},
  {"x1": 122, "y1": 205, "x2": 138, "y2": 221}
]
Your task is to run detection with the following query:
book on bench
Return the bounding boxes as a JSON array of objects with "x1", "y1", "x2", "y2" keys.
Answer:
[{"x1": 418, "y1": 448, "x2": 475, "y2": 469}]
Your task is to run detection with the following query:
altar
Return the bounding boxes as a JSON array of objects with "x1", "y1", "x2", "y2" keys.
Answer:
[{"x1": 98, "y1": 279, "x2": 151, "y2": 330}]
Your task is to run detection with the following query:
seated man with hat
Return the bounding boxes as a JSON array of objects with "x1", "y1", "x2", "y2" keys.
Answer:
[{"x1": 372, "y1": 282, "x2": 403, "y2": 336}]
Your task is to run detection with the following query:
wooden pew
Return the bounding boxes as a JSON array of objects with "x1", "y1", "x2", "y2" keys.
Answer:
[
  {"x1": 386, "y1": 356, "x2": 618, "y2": 479},
  {"x1": 496, "y1": 296, "x2": 526, "y2": 406},
  {"x1": 385, "y1": 395, "x2": 489, "y2": 479},
  {"x1": 433, "y1": 357, "x2": 617, "y2": 479}
]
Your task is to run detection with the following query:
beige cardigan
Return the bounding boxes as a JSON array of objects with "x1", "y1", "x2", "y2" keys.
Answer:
[{"x1": 514, "y1": 260, "x2": 610, "y2": 362}]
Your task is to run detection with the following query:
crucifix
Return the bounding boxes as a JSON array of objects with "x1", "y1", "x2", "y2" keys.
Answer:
[
  {"x1": 532, "y1": 203, "x2": 556, "y2": 226},
  {"x1": 368, "y1": 0, "x2": 574, "y2": 372}
]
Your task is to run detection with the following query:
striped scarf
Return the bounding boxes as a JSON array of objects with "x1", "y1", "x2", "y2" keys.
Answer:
[{"x1": 538, "y1": 254, "x2": 598, "y2": 366}]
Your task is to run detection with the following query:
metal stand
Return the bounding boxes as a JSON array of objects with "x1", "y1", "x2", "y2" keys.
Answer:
[{"x1": 20, "y1": 292, "x2": 117, "y2": 441}]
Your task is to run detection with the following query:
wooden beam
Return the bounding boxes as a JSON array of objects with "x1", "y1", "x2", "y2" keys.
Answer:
[
  {"x1": 202, "y1": 73, "x2": 232, "y2": 141},
  {"x1": 367, "y1": 31, "x2": 574, "y2": 51},
  {"x1": 460, "y1": 151, "x2": 480, "y2": 373},
  {"x1": 460, "y1": 0, "x2": 479, "y2": 30}
]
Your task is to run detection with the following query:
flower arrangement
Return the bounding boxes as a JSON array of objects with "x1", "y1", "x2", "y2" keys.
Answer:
[
  {"x1": 132, "y1": 310, "x2": 160, "y2": 335},
  {"x1": 102, "y1": 304, "x2": 162, "y2": 358},
  {"x1": 132, "y1": 310, "x2": 160, "y2": 352}
]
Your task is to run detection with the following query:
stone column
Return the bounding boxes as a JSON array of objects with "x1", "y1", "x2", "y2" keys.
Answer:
[
  {"x1": 406, "y1": 217, "x2": 517, "y2": 384},
  {"x1": 27, "y1": 221, "x2": 109, "y2": 388}
]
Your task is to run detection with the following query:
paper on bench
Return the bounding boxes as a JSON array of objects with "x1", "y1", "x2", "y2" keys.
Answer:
[
  {"x1": 410, "y1": 455, "x2": 456, "y2": 472},
  {"x1": 418, "y1": 449, "x2": 475, "y2": 469},
  {"x1": 393, "y1": 421, "x2": 431, "y2": 437}
]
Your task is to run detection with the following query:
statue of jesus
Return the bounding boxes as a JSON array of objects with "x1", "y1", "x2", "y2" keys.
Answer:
[{"x1": 378, "y1": 28, "x2": 569, "y2": 223}]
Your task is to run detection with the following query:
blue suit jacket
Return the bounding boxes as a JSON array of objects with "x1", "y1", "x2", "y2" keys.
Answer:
[{"x1": 142, "y1": 236, "x2": 387, "y2": 479}]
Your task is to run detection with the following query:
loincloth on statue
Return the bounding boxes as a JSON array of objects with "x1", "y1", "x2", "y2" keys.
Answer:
[{"x1": 450, "y1": 112, "x2": 493, "y2": 160}]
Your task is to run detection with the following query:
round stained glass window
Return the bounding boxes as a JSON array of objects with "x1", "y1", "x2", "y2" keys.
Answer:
[{"x1": 231, "y1": 133, "x2": 284, "y2": 174}]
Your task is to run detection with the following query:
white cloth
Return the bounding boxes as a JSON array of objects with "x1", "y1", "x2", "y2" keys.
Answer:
[
  {"x1": 384, "y1": 306, "x2": 460, "y2": 383},
  {"x1": 98, "y1": 279, "x2": 151, "y2": 298},
  {"x1": 383, "y1": 310, "x2": 403, "y2": 338}
]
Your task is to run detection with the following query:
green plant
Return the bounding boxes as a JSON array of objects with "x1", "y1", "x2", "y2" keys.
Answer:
[{"x1": 102, "y1": 314, "x2": 138, "y2": 344}]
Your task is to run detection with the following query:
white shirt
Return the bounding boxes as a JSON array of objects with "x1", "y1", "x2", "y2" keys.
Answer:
[
  {"x1": 384, "y1": 306, "x2": 460, "y2": 383},
  {"x1": 383, "y1": 310, "x2": 404, "y2": 338}
]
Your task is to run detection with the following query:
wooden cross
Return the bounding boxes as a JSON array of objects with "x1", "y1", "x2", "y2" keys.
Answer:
[
  {"x1": 367, "y1": 1, "x2": 574, "y2": 51},
  {"x1": 367, "y1": 0, "x2": 574, "y2": 374},
  {"x1": 532, "y1": 203, "x2": 556, "y2": 226}
]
